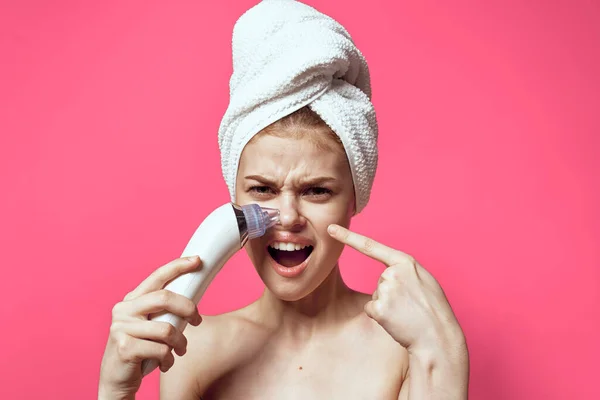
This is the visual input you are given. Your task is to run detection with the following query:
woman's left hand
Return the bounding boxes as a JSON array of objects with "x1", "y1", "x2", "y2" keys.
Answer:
[{"x1": 327, "y1": 224, "x2": 467, "y2": 356}]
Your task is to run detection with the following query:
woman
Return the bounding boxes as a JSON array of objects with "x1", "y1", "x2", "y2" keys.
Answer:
[{"x1": 99, "y1": 1, "x2": 469, "y2": 399}]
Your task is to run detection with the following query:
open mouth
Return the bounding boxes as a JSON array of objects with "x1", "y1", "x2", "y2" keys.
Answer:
[{"x1": 267, "y1": 242, "x2": 314, "y2": 268}]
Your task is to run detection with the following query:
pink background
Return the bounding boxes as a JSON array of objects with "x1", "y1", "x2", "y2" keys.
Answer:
[{"x1": 1, "y1": 1, "x2": 598, "y2": 399}]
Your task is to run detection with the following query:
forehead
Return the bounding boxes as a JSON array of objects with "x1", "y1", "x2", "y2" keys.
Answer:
[{"x1": 238, "y1": 134, "x2": 350, "y2": 177}]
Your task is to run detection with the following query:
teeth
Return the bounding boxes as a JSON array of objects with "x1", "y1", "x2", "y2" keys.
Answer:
[{"x1": 269, "y1": 242, "x2": 311, "y2": 251}]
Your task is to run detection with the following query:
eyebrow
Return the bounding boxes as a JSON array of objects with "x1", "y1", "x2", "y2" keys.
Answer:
[{"x1": 244, "y1": 175, "x2": 338, "y2": 186}]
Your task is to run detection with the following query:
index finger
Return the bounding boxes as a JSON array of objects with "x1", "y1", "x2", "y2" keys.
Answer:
[
  {"x1": 124, "y1": 256, "x2": 201, "y2": 301},
  {"x1": 327, "y1": 224, "x2": 405, "y2": 267}
]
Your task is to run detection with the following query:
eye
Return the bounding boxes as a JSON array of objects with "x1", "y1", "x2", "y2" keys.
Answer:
[
  {"x1": 248, "y1": 185, "x2": 276, "y2": 198},
  {"x1": 303, "y1": 187, "x2": 333, "y2": 199}
]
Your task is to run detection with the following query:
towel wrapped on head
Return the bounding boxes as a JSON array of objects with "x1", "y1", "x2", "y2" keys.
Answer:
[{"x1": 218, "y1": 0, "x2": 378, "y2": 213}]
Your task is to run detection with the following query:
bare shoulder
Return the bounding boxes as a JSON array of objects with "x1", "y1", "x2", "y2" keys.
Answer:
[
  {"x1": 160, "y1": 303, "x2": 270, "y2": 399},
  {"x1": 160, "y1": 292, "x2": 408, "y2": 399}
]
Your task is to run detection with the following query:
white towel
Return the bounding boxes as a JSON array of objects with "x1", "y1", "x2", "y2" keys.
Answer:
[{"x1": 218, "y1": 0, "x2": 378, "y2": 213}]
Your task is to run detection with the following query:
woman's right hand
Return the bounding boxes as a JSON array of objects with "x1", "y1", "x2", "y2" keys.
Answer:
[{"x1": 98, "y1": 256, "x2": 203, "y2": 400}]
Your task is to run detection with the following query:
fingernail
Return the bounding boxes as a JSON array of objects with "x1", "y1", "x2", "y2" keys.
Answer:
[
  {"x1": 186, "y1": 256, "x2": 198, "y2": 263},
  {"x1": 328, "y1": 224, "x2": 338, "y2": 234}
]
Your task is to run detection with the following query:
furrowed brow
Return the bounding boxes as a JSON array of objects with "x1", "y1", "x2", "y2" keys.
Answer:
[
  {"x1": 298, "y1": 176, "x2": 337, "y2": 186},
  {"x1": 244, "y1": 175, "x2": 278, "y2": 186},
  {"x1": 244, "y1": 175, "x2": 338, "y2": 187}
]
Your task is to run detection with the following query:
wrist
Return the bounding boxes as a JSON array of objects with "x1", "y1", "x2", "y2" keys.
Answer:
[
  {"x1": 98, "y1": 385, "x2": 136, "y2": 400},
  {"x1": 407, "y1": 334, "x2": 469, "y2": 400},
  {"x1": 408, "y1": 328, "x2": 468, "y2": 366}
]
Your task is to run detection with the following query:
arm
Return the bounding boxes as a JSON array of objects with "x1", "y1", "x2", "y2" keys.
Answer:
[
  {"x1": 160, "y1": 315, "x2": 233, "y2": 400},
  {"x1": 159, "y1": 323, "x2": 217, "y2": 400},
  {"x1": 399, "y1": 337, "x2": 470, "y2": 400},
  {"x1": 159, "y1": 323, "x2": 205, "y2": 400},
  {"x1": 326, "y1": 224, "x2": 470, "y2": 399},
  {"x1": 160, "y1": 357, "x2": 201, "y2": 400}
]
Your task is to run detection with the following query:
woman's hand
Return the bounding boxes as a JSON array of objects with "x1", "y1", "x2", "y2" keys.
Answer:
[
  {"x1": 98, "y1": 256, "x2": 203, "y2": 400},
  {"x1": 327, "y1": 224, "x2": 466, "y2": 357}
]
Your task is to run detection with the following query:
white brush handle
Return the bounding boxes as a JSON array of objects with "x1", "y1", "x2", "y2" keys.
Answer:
[{"x1": 141, "y1": 203, "x2": 242, "y2": 376}]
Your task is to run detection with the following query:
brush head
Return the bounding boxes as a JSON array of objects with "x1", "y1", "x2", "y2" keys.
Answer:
[{"x1": 241, "y1": 204, "x2": 280, "y2": 239}]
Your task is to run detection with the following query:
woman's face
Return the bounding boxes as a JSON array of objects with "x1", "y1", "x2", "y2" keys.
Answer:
[{"x1": 235, "y1": 132, "x2": 355, "y2": 301}]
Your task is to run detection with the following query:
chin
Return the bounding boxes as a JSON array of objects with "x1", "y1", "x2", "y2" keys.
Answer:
[
  {"x1": 267, "y1": 283, "x2": 314, "y2": 302},
  {"x1": 262, "y1": 270, "x2": 333, "y2": 302},
  {"x1": 259, "y1": 258, "x2": 322, "y2": 299}
]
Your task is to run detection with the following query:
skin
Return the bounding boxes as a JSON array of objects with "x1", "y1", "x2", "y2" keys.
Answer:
[{"x1": 98, "y1": 130, "x2": 469, "y2": 400}]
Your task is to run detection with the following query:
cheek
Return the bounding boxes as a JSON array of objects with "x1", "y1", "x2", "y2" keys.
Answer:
[
  {"x1": 243, "y1": 238, "x2": 266, "y2": 268},
  {"x1": 306, "y1": 203, "x2": 351, "y2": 254},
  {"x1": 307, "y1": 200, "x2": 352, "y2": 230}
]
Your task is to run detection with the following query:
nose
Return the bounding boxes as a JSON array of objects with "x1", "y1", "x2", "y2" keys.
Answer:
[{"x1": 276, "y1": 196, "x2": 305, "y2": 231}]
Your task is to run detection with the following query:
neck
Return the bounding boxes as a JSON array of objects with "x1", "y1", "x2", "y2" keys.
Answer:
[{"x1": 257, "y1": 264, "x2": 359, "y2": 339}]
